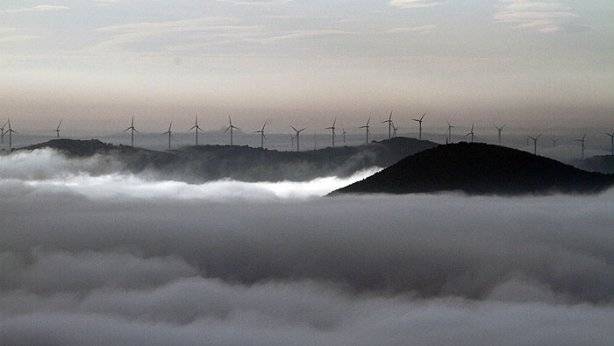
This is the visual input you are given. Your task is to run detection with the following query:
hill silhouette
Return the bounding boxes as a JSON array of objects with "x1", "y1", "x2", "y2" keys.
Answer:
[
  {"x1": 574, "y1": 155, "x2": 614, "y2": 174},
  {"x1": 332, "y1": 142, "x2": 614, "y2": 196},
  {"x1": 18, "y1": 137, "x2": 437, "y2": 182}
]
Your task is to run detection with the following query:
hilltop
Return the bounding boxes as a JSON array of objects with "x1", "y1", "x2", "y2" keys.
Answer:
[
  {"x1": 18, "y1": 137, "x2": 437, "y2": 182},
  {"x1": 332, "y1": 142, "x2": 614, "y2": 196},
  {"x1": 574, "y1": 155, "x2": 614, "y2": 174}
]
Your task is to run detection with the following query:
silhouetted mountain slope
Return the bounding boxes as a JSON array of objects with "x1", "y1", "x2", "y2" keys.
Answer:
[
  {"x1": 18, "y1": 137, "x2": 437, "y2": 182},
  {"x1": 574, "y1": 155, "x2": 614, "y2": 174},
  {"x1": 332, "y1": 142, "x2": 614, "y2": 195},
  {"x1": 23, "y1": 139, "x2": 115, "y2": 156}
]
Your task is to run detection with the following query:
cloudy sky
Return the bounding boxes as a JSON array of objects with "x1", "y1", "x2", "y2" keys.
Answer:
[{"x1": 1, "y1": 0, "x2": 613, "y2": 132}]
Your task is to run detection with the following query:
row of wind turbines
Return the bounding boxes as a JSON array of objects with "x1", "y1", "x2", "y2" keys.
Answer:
[
  {"x1": 136, "y1": 112, "x2": 430, "y2": 152},
  {"x1": 2, "y1": 116, "x2": 613, "y2": 159}
]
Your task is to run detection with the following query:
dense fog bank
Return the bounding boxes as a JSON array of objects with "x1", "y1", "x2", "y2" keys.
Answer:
[{"x1": 1, "y1": 149, "x2": 613, "y2": 345}]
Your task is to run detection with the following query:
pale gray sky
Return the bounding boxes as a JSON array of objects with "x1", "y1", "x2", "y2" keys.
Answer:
[{"x1": 0, "y1": 0, "x2": 613, "y2": 132}]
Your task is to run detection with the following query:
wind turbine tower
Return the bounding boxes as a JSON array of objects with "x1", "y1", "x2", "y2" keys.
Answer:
[
  {"x1": 225, "y1": 116, "x2": 239, "y2": 146},
  {"x1": 342, "y1": 128, "x2": 347, "y2": 144},
  {"x1": 495, "y1": 125, "x2": 505, "y2": 145},
  {"x1": 313, "y1": 132, "x2": 317, "y2": 151},
  {"x1": 326, "y1": 118, "x2": 337, "y2": 148},
  {"x1": 527, "y1": 134, "x2": 541, "y2": 155},
  {"x1": 291, "y1": 126, "x2": 306, "y2": 152},
  {"x1": 255, "y1": 120, "x2": 268, "y2": 149},
  {"x1": 447, "y1": 122, "x2": 455, "y2": 144},
  {"x1": 124, "y1": 117, "x2": 138, "y2": 147},
  {"x1": 382, "y1": 111, "x2": 393, "y2": 139},
  {"x1": 359, "y1": 117, "x2": 371, "y2": 145},
  {"x1": 0, "y1": 120, "x2": 7, "y2": 144},
  {"x1": 6, "y1": 119, "x2": 16, "y2": 150},
  {"x1": 190, "y1": 116, "x2": 203, "y2": 146},
  {"x1": 465, "y1": 124, "x2": 476, "y2": 143},
  {"x1": 413, "y1": 113, "x2": 426, "y2": 140},
  {"x1": 55, "y1": 120, "x2": 63, "y2": 138},
  {"x1": 575, "y1": 134, "x2": 587, "y2": 159},
  {"x1": 392, "y1": 122, "x2": 398, "y2": 138},
  {"x1": 163, "y1": 122, "x2": 173, "y2": 150},
  {"x1": 605, "y1": 131, "x2": 614, "y2": 156}
]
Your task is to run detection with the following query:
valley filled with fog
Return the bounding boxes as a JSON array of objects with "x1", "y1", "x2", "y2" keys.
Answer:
[{"x1": 1, "y1": 149, "x2": 613, "y2": 345}]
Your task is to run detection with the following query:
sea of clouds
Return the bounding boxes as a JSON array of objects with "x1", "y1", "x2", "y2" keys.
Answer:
[{"x1": 0, "y1": 149, "x2": 613, "y2": 345}]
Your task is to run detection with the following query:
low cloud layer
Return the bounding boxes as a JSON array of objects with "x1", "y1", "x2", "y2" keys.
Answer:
[
  {"x1": 1, "y1": 151, "x2": 613, "y2": 345},
  {"x1": 0, "y1": 149, "x2": 380, "y2": 200}
]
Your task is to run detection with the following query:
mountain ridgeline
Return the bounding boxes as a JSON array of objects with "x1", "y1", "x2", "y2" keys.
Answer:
[
  {"x1": 18, "y1": 137, "x2": 437, "y2": 182},
  {"x1": 574, "y1": 155, "x2": 614, "y2": 174},
  {"x1": 332, "y1": 142, "x2": 614, "y2": 196}
]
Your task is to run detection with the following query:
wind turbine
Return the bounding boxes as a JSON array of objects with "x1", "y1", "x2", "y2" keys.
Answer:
[
  {"x1": 342, "y1": 128, "x2": 347, "y2": 144},
  {"x1": 447, "y1": 121, "x2": 455, "y2": 144},
  {"x1": 382, "y1": 111, "x2": 393, "y2": 139},
  {"x1": 190, "y1": 115, "x2": 203, "y2": 146},
  {"x1": 0, "y1": 119, "x2": 7, "y2": 144},
  {"x1": 124, "y1": 117, "x2": 138, "y2": 147},
  {"x1": 605, "y1": 131, "x2": 614, "y2": 156},
  {"x1": 291, "y1": 125, "x2": 306, "y2": 152},
  {"x1": 465, "y1": 123, "x2": 476, "y2": 143},
  {"x1": 495, "y1": 125, "x2": 505, "y2": 145},
  {"x1": 575, "y1": 134, "x2": 587, "y2": 159},
  {"x1": 55, "y1": 120, "x2": 63, "y2": 138},
  {"x1": 326, "y1": 117, "x2": 337, "y2": 148},
  {"x1": 527, "y1": 134, "x2": 541, "y2": 155},
  {"x1": 413, "y1": 113, "x2": 426, "y2": 140},
  {"x1": 163, "y1": 121, "x2": 173, "y2": 150},
  {"x1": 551, "y1": 138, "x2": 559, "y2": 147},
  {"x1": 225, "y1": 116, "x2": 239, "y2": 146},
  {"x1": 313, "y1": 132, "x2": 317, "y2": 151},
  {"x1": 255, "y1": 120, "x2": 268, "y2": 149},
  {"x1": 6, "y1": 119, "x2": 16, "y2": 150},
  {"x1": 359, "y1": 117, "x2": 371, "y2": 145}
]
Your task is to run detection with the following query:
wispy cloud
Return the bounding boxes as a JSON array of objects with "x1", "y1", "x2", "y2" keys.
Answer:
[
  {"x1": 91, "y1": 17, "x2": 257, "y2": 52},
  {"x1": 217, "y1": 0, "x2": 294, "y2": 5},
  {"x1": 0, "y1": 27, "x2": 39, "y2": 44},
  {"x1": 495, "y1": 1, "x2": 585, "y2": 33},
  {"x1": 385, "y1": 25, "x2": 436, "y2": 34},
  {"x1": 389, "y1": 0, "x2": 444, "y2": 9},
  {"x1": 4, "y1": 4, "x2": 70, "y2": 13},
  {"x1": 93, "y1": 0, "x2": 120, "y2": 6},
  {"x1": 90, "y1": 17, "x2": 353, "y2": 54}
]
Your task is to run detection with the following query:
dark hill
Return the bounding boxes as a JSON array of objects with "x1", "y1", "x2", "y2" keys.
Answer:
[
  {"x1": 574, "y1": 155, "x2": 614, "y2": 174},
  {"x1": 18, "y1": 137, "x2": 437, "y2": 182},
  {"x1": 332, "y1": 142, "x2": 614, "y2": 196},
  {"x1": 23, "y1": 139, "x2": 114, "y2": 156}
]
